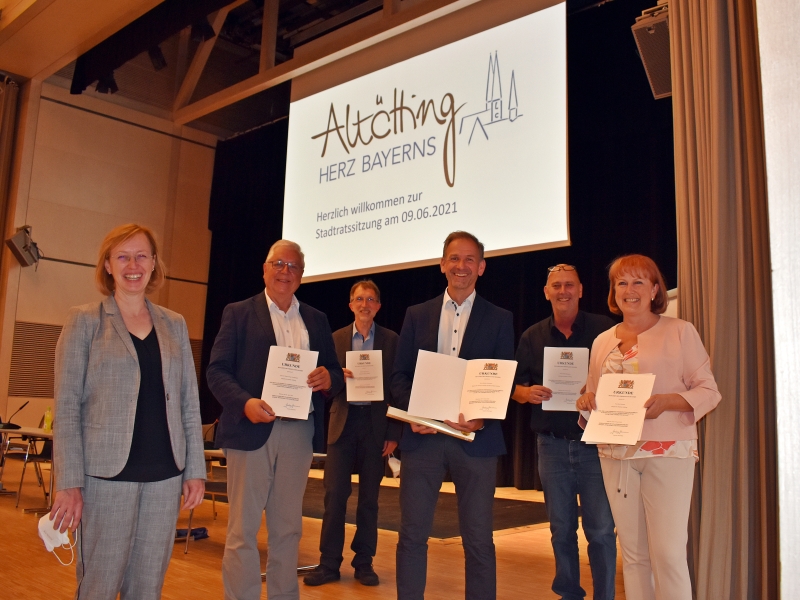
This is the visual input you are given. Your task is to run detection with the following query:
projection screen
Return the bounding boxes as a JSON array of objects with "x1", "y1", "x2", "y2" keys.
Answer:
[{"x1": 283, "y1": 1, "x2": 567, "y2": 282}]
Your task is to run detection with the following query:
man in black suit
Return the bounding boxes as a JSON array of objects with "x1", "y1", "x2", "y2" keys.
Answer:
[
  {"x1": 207, "y1": 239, "x2": 344, "y2": 600},
  {"x1": 391, "y1": 231, "x2": 515, "y2": 600},
  {"x1": 304, "y1": 279, "x2": 401, "y2": 588}
]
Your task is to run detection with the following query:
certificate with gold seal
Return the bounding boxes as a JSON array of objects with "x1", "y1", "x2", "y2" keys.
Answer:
[
  {"x1": 542, "y1": 347, "x2": 590, "y2": 411},
  {"x1": 581, "y1": 373, "x2": 655, "y2": 445},
  {"x1": 261, "y1": 346, "x2": 319, "y2": 419},
  {"x1": 345, "y1": 350, "x2": 384, "y2": 401}
]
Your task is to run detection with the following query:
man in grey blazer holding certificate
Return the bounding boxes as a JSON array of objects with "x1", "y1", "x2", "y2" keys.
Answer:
[
  {"x1": 207, "y1": 239, "x2": 344, "y2": 600},
  {"x1": 391, "y1": 231, "x2": 515, "y2": 600}
]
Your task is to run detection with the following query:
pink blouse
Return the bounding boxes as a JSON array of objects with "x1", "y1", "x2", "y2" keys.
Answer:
[{"x1": 585, "y1": 315, "x2": 721, "y2": 442}]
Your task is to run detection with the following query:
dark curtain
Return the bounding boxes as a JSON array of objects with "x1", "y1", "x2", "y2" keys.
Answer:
[
  {"x1": 198, "y1": 118, "x2": 289, "y2": 423},
  {"x1": 200, "y1": 0, "x2": 677, "y2": 489}
]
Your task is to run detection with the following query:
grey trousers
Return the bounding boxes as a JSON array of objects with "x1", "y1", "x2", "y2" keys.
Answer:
[
  {"x1": 396, "y1": 434, "x2": 498, "y2": 600},
  {"x1": 75, "y1": 474, "x2": 182, "y2": 600},
  {"x1": 222, "y1": 418, "x2": 314, "y2": 600}
]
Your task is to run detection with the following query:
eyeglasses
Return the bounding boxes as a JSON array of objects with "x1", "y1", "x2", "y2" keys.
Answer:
[
  {"x1": 111, "y1": 252, "x2": 154, "y2": 265},
  {"x1": 268, "y1": 260, "x2": 303, "y2": 273},
  {"x1": 351, "y1": 296, "x2": 379, "y2": 305},
  {"x1": 547, "y1": 264, "x2": 576, "y2": 273}
]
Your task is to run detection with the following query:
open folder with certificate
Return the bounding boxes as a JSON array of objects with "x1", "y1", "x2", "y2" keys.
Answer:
[
  {"x1": 581, "y1": 373, "x2": 656, "y2": 445},
  {"x1": 406, "y1": 350, "x2": 517, "y2": 422},
  {"x1": 261, "y1": 346, "x2": 319, "y2": 419}
]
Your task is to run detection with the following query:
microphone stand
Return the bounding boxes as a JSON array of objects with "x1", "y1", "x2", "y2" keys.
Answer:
[{"x1": 0, "y1": 400, "x2": 30, "y2": 430}]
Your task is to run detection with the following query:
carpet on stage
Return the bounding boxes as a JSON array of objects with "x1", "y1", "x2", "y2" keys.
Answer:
[{"x1": 301, "y1": 477, "x2": 548, "y2": 539}]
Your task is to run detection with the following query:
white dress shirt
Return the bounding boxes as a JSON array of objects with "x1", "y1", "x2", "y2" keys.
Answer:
[
  {"x1": 437, "y1": 289, "x2": 476, "y2": 357},
  {"x1": 265, "y1": 291, "x2": 310, "y2": 350},
  {"x1": 265, "y1": 291, "x2": 312, "y2": 412}
]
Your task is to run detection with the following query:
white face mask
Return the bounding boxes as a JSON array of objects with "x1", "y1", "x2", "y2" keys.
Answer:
[
  {"x1": 388, "y1": 454, "x2": 401, "y2": 478},
  {"x1": 38, "y1": 512, "x2": 75, "y2": 566}
]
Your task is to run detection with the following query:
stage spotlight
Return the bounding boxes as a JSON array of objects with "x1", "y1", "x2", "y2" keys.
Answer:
[
  {"x1": 191, "y1": 18, "x2": 216, "y2": 43},
  {"x1": 95, "y1": 73, "x2": 119, "y2": 94},
  {"x1": 148, "y1": 46, "x2": 168, "y2": 71}
]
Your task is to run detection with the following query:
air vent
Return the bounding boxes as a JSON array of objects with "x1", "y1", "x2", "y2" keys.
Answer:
[{"x1": 9, "y1": 322, "x2": 61, "y2": 397}]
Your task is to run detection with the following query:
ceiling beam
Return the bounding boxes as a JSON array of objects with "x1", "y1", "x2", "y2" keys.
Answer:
[
  {"x1": 0, "y1": 0, "x2": 58, "y2": 47},
  {"x1": 289, "y1": 0, "x2": 382, "y2": 48},
  {"x1": 0, "y1": 0, "x2": 164, "y2": 80},
  {"x1": 173, "y1": 0, "x2": 481, "y2": 125},
  {"x1": 172, "y1": 0, "x2": 247, "y2": 112},
  {"x1": 259, "y1": 0, "x2": 279, "y2": 72},
  {"x1": 383, "y1": 0, "x2": 401, "y2": 19}
]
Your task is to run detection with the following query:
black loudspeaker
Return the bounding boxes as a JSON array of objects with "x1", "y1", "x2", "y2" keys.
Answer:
[
  {"x1": 5, "y1": 225, "x2": 42, "y2": 267},
  {"x1": 632, "y1": 2, "x2": 671, "y2": 99}
]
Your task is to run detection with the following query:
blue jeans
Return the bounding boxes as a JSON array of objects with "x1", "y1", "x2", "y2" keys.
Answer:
[{"x1": 537, "y1": 434, "x2": 616, "y2": 600}]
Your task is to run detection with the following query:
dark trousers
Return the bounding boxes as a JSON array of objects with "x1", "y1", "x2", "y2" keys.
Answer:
[
  {"x1": 319, "y1": 406, "x2": 385, "y2": 570},
  {"x1": 396, "y1": 434, "x2": 498, "y2": 600}
]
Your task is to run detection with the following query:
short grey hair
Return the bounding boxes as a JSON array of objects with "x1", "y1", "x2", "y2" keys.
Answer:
[{"x1": 265, "y1": 239, "x2": 305, "y2": 267}]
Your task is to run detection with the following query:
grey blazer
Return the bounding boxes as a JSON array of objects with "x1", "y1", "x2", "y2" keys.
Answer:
[{"x1": 54, "y1": 295, "x2": 206, "y2": 490}]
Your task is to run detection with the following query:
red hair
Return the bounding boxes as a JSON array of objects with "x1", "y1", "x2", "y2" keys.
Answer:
[{"x1": 607, "y1": 254, "x2": 668, "y2": 315}]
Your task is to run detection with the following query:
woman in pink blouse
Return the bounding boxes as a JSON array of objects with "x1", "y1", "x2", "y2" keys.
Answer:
[{"x1": 576, "y1": 255, "x2": 721, "y2": 600}]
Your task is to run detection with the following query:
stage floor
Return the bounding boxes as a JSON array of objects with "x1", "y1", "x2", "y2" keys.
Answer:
[{"x1": 2, "y1": 459, "x2": 626, "y2": 599}]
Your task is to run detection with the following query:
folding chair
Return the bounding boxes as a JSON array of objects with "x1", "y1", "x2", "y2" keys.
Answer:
[
  {"x1": 181, "y1": 480, "x2": 227, "y2": 554},
  {"x1": 6, "y1": 437, "x2": 53, "y2": 508}
]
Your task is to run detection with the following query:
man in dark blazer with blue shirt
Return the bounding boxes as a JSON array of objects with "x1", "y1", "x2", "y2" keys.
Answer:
[
  {"x1": 207, "y1": 239, "x2": 344, "y2": 600},
  {"x1": 304, "y1": 279, "x2": 400, "y2": 588},
  {"x1": 391, "y1": 231, "x2": 515, "y2": 600}
]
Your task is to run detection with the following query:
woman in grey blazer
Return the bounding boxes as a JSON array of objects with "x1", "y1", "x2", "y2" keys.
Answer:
[{"x1": 50, "y1": 223, "x2": 206, "y2": 599}]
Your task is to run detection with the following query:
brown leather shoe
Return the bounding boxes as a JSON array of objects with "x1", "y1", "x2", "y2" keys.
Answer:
[
  {"x1": 354, "y1": 565, "x2": 380, "y2": 586},
  {"x1": 303, "y1": 565, "x2": 340, "y2": 586}
]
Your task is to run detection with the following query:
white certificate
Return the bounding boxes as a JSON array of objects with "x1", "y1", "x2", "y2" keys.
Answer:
[
  {"x1": 345, "y1": 350, "x2": 384, "y2": 401},
  {"x1": 407, "y1": 350, "x2": 517, "y2": 422},
  {"x1": 261, "y1": 346, "x2": 319, "y2": 419},
  {"x1": 581, "y1": 373, "x2": 656, "y2": 445},
  {"x1": 542, "y1": 347, "x2": 590, "y2": 411}
]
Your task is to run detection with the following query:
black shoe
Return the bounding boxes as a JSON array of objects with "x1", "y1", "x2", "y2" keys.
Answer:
[
  {"x1": 303, "y1": 565, "x2": 340, "y2": 586},
  {"x1": 354, "y1": 565, "x2": 380, "y2": 586}
]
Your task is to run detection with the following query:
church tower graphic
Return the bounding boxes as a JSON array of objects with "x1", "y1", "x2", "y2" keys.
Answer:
[
  {"x1": 460, "y1": 51, "x2": 523, "y2": 144},
  {"x1": 487, "y1": 52, "x2": 503, "y2": 121}
]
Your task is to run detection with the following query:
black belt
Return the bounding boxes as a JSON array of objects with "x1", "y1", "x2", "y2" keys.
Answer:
[{"x1": 276, "y1": 416, "x2": 303, "y2": 422}]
